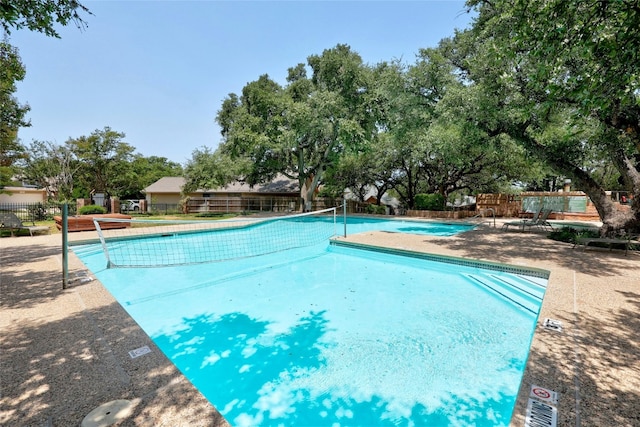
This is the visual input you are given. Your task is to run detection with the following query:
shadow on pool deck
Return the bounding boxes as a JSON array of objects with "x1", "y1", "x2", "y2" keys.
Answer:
[
  {"x1": 1, "y1": 220, "x2": 639, "y2": 426},
  {"x1": 1, "y1": 235, "x2": 228, "y2": 426}
]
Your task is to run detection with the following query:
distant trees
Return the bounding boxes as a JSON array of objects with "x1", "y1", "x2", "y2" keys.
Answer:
[
  {"x1": 0, "y1": 39, "x2": 30, "y2": 190},
  {"x1": 20, "y1": 127, "x2": 183, "y2": 201},
  {"x1": 21, "y1": 140, "x2": 79, "y2": 200},
  {"x1": 188, "y1": 43, "x2": 536, "y2": 210},
  {"x1": 65, "y1": 127, "x2": 136, "y2": 197},
  {"x1": 363, "y1": 49, "x2": 534, "y2": 208}
]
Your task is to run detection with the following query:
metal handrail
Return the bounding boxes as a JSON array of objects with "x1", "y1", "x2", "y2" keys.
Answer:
[{"x1": 472, "y1": 207, "x2": 496, "y2": 228}]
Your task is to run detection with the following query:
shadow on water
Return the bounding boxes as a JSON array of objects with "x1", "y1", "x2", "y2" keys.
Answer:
[{"x1": 152, "y1": 310, "x2": 516, "y2": 426}]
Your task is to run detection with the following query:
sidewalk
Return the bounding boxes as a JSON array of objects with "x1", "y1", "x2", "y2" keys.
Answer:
[{"x1": 1, "y1": 221, "x2": 639, "y2": 426}]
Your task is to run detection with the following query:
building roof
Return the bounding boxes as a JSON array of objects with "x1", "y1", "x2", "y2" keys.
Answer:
[
  {"x1": 143, "y1": 177, "x2": 186, "y2": 193},
  {"x1": 0, "y1": 186, "x2": 46, "y2": 193},
  {"x1": 143, "y1": 176, "x2": 299, "y2": 195},
  {"x1": 344, "y1": 187, "x2": 400, "y2": 207}
]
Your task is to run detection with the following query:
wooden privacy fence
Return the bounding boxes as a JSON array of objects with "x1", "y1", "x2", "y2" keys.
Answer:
[
  {"x1": 476, "y1": 192, "x2": 596, "y2": 218},
  {"x1": 476, "y1": 194, "x2": 520, "y2": 217}
]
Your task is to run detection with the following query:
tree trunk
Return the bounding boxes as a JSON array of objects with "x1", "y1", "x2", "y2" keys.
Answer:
[{"x1": 300, "y1": 173, "x2": 321, "y2": 212}]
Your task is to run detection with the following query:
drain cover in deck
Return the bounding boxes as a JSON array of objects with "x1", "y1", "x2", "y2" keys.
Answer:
[{"x1": 81, "y1": 399, "x2": 134, "y2": 427}]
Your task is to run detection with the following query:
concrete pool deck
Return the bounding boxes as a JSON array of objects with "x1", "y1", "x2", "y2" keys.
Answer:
[{"x1": 1, "y1": 219, "x2": 639, "y2": 426}]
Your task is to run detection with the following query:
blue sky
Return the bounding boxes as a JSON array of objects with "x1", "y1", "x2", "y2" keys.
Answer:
[{"x1": 11, "y1": 1, "x2": 473, "y2": 164}]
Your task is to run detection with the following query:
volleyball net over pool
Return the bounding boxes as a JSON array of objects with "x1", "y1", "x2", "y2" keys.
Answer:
[{"x1": 92, "y1": 207, "x2": 337, "y2": 268}]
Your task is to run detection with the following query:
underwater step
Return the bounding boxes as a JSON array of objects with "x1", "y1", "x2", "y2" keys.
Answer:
[
  {"x1": 487, "y1": 274, "x2": 546, "y2": 300},
  {"x1": 462, "y1": 273, "x2": 544, "y2": 315}
]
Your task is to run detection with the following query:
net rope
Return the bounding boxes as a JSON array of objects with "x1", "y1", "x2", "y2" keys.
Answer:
[{"x1": 92, "y1": 207, "x2": 337, "y2": 268}]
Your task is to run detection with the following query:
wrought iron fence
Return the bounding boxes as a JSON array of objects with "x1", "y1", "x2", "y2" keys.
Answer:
[
  {"x1": 148, "y1": 203, "x2": 183, "y2": 215},
  {"x1": 182, "y1": 197, "x2": 367, "y2": 215},
  {"x1": 0, "y1": 199, "x2": 390, "y2": 222},
  {"x1": 0, "y1": 202, "x2": 77, "y2": 221}
]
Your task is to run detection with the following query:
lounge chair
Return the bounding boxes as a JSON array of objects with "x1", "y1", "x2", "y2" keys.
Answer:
[
  {"x1": 502, "y1": 208, "x2": 553, "y2": 232},
  {"x1": 0, "y1": 212, "x2": 50, "y2": 236},
  {"x1": 502, "y1": 208, "x2": 542, "y2": 231},
  {"x1": 534, "y1": 209, "x2": 554, "y2": 231}
]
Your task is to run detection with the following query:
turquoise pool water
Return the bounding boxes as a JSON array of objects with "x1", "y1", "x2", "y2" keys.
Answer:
[
  {"x1": 336, "y1": 216, "x2": 475, "y2": 236},
  {"x1": 73, "y1": 218, "x2": 545, "y2": 426}
]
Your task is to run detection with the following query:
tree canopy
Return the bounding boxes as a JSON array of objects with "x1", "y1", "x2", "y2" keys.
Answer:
[
  {"x1": 0, "y1": 0, "x2": 91, "y2": 38},
  {"x1": 189, "y1": 43, "x2": 538, "y2": 210},
  {"x1": 0, "y1": 39, "x2": 29, "y2": 190},
  {"x1": 455, "y1": 0, "x2": 640, "y2": 232},
  {"x1": 204, "y1": 44, "x2": 377, "y2": 208},
  {"x1": 20, "y1": 127, "x2": 183, "y2": 201}
]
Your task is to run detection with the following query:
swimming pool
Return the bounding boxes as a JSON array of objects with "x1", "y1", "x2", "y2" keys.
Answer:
[{"x1": 73, "y1": 217, "x2": 546, "y2": 426}]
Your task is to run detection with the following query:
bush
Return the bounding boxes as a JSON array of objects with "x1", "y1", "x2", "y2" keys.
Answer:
[
  {"x1": 27, "y1": 203, "x2": 47, "y2": 221},
  {"x1": 547, "y1": 227, "x2": 599, "y2": 244},
  {"x1": 365, "y1": 204, "x2": 386, "y2": 215},
  {"x1": 414, "y1": 193, "x2": 446, "y2": 211},
  {"x1": 194, "y1": 212, "x2": 228, "y2": 218},
  {"x1": 78, "y1": 205, "x2": 107, "y2": 215}
]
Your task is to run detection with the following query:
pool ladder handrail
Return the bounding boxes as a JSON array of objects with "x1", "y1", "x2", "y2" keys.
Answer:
[{"x1": 472, "y1": 207, "x2": 496, "y2": 228}]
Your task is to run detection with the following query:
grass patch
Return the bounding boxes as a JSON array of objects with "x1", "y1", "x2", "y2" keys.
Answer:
[{"x1": 0, "y1": 221, "x2": 55, "y2": 237}]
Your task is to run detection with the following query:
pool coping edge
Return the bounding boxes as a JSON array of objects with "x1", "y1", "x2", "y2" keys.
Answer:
[{"x1": 329, "y1": 239, "x2": 551, "y2": 279}]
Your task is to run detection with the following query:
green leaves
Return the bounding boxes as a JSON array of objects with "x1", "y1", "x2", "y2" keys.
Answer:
[
  {"x1": 0, "y1": 39, "x2": 29, "y2": 189},
  {"x1": 462, "y1": 0, "x2": 640, "y2": 230},
  {"x1": 20, "y1": 130, "x2": 184, "y2": 201},
  {"x1": 208, "y1": 44, "x2": 374, "y2": 203},
  {"x1": 63, "y1": 127, "x2": 134, "y2": 197},
  {"x1": 0, "y1": 0, "x2": 92, "y2": 38},
  {"x1": 183, "y1": 146, "x2": 244, "y2": 194}
]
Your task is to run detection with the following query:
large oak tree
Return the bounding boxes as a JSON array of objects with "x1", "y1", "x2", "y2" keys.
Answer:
[
  {"x1": 202, "y1": 44, "x2": 376, "y2": 209},
  {"x1": 456, "y1": 0, "x2": 640, "y2": 233}
]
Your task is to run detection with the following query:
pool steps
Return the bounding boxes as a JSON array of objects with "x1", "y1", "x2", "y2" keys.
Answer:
[
  {"x1": 463, "y1": 273, "x2": 545, "y2": 315},
  {"x1": 72, "y1": 244, "x2": 108, "y2": 257}
]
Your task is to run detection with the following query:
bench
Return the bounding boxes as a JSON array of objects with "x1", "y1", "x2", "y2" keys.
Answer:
[
  {"x1": 574, "y1": 235, "x2": 640, "y2": 255},
  {"x1": 54, "y1": 214, "x2": 132, "y2": 232}
]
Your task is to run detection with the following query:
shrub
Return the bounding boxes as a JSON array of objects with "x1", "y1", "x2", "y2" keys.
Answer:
[
  {"x1": 195, "y1": 212, "x2": 228, "y2": 218},
  {"x1": 365, "y1": 204, "x2": 386, "y2": 215},
  {"x1": 78, "y1": 205, "x2": 107, "y2": 215},
  {"x1": 28, "y1": 203, "x2": 47, "y2": 221},
  {"x1": 547, "y1": 227, "x2": 599, "y2": 244},
  {"x1": 414, "y1": 193, "x2": 446, "y2": 211}
]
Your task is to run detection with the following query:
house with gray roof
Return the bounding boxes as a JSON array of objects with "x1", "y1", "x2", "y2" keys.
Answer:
[{"x1": 143, "y1": 175, "x2": 300, "y2": 213}]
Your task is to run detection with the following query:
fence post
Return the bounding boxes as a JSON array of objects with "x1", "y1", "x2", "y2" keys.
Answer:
[{"x1": 62, "y1": 203, "x2": 69, "y2": 289}]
